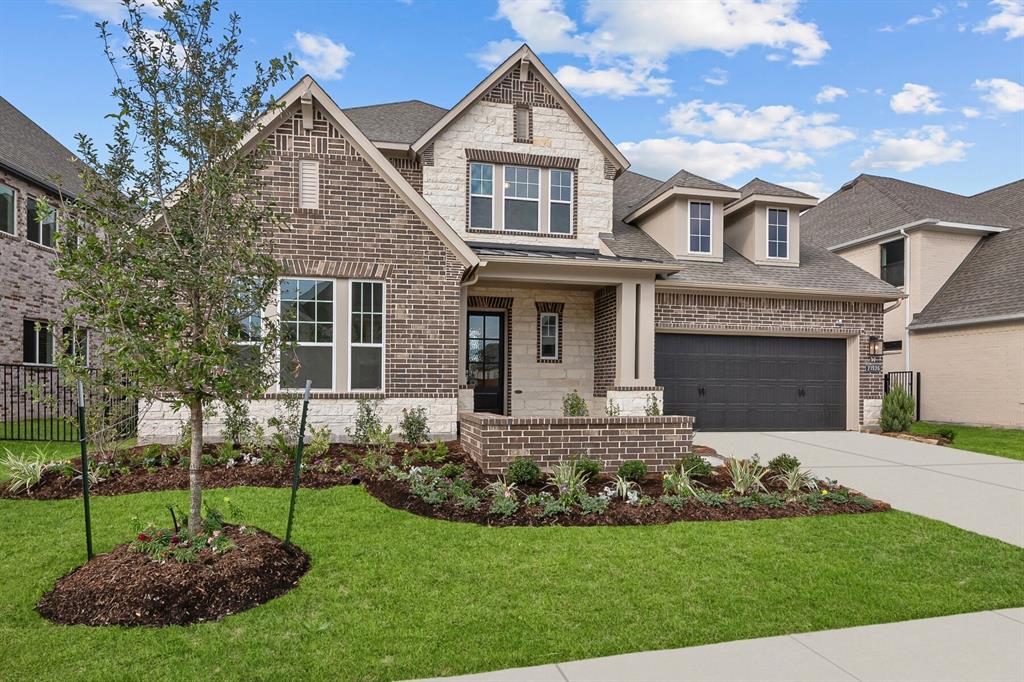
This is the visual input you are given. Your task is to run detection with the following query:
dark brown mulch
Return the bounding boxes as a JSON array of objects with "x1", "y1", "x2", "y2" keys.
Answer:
[
  {"x1": 364, "y1": 459, "x2": 890, "y2": 527},
  {"x1": 36, "y1": 525, "x2": 309, "y2": 627}
]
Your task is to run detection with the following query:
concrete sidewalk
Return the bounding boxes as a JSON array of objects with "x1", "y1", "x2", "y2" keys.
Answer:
[
  {"x1": 420, "y1": 609, "x2": 1024, "y2": 682},
  {"x1": 699, "y1": 431, "x2": 1024, "y2": 546}
]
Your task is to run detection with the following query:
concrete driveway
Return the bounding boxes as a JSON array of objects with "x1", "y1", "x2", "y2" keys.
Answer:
[{"x1": 697, "y1": 430, "x2": 1024, "y2": 546}]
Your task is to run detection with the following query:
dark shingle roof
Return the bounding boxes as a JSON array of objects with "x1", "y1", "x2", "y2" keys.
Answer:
[
  {"x1": 604, "y1": 170, "x2": 675, "y2": 261},
  {"x1": 736, "y1": 177, "x2": 816, "y2": 201},
  {"x1": 802, "y1": 174, "x2": 1018, "y2": 248},
  {"x1": 661, "y1": 242, "x2": 902, "y2": 299},
  {"x1": 629, "y1": 168, "x2": 737, "y2": 213},
  {"x1": 973, "y1": 179, "x2": 1024, "y2": 224},
  {"x1": 0, "y1": 96, "x2": 85, "y2": 197},
  {"x1": 341, "y1": 100, "x2": 447, "y2": 144},
  {"x1": 912, "y1": 228, "x2": 1024, "y2": 327}
]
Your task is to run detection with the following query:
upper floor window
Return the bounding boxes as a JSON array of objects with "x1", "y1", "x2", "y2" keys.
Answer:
[
  {"x1": 503, "y1": 165, "x2": 540, "y2": 231},
  {"x1": 23, "y1": 320, "x2": 53, "y2": 365},
  {"x1": 298, "y1": 159, "x2": 319, "y2": 209},
  {"x1": 279, "y1": 278, "x2": 334, "y2": 390},
  {"x1": 350, "y1": 281, "x2": 385, "y2": 391},
  {"x1": 688, "y1": 201, "x2": 712, "y2": 254},
  {"x1": 880, "y1": 238, "x2": 905, "y2": 287},
  {"x1": 469, "y1": 162, "x2": 494, "y2": 229},
  {"x1": 0, "y1": 184, "x2": 15, "y2": 236},
  {"x1": 767, "y1": 207, "x2": 789, "y2": 259},
  {"x1": 27, "y1": 197, "x2": 56, "y2": 248},
  {"x1": 549, "y1": 170, "x2": 572, "y2": 234}
]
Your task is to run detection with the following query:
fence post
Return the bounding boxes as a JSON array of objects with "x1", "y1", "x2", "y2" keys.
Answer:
[
  {"x1": 77, "y1": 381, "x2": 94, "y2": 560},
  {"x1": 915, "y1": 372, "x2": 922, "y2": 422},
  {"x1": 284, "y1": 380, "x2": 311, "y2": 547}
]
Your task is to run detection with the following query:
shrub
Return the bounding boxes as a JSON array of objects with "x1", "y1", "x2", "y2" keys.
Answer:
[
  {"x1": 578, "y1": 494, "x2": 610, "y2": 515},
  {"x1": 880, "y1": 386, "x2": 915, "y2": 432},
  {"x1": 305, "y1": 425, "x2": 332, "y2": 459},
  {"x1": 937, "y1": 426, "x2": 956, "y2": 442},
  {"x1": 347, "y1": 398, "x2": 384, "y2": 446},
  {"x1": 680, "y1": 453, "x2": 712, "y2": 478},
  {"x1": 662, "y1": 467, "x2": 702, "y2": 497},
  {"x1": 506, "y1": 457, "x2": 542, "y2": 487},
  {"x1": 772, "y1": 467, "x2": 818, "y2": 496},
  {"x1": 267, "y1": 393, "x2": 302, "y2": 450},
  {"x1": 399, "y1": 407, "x2": 429, "y2": 447},
  {"x1": 2, "y1": 448, "x2": 51, "y2": 494},
  {"x1": 644, "y1": 393, "x2": 661, "y2": 416},
  {"x1": 617, "y1": 459, "x2": 647, "y2": 482},
  {"x1": 485, "y1": 476, "x2": 519, "y2": 501},
  {"x1": 547, "y1": 460, "x2": 589, "y2": 503},
  {"x1": 562, "y1": 390, "x2": 589, "y2": 417},
  {"x1": 606, "y1": 400, "x2": 621, "y2": 417},
  {"x1": 215, "y1": 442, "x2": 237, "y2": 464},
  {"x1": 570, "y1": 456, "x2": 601, "y2": 482},
  {"x1": 489, "y1": 495, "x2": 519, "y2": 518},
  {"x1": 767, "y1": 453, "x2": 800, "y2": 475},
  {"x1": 724, "y1": 457, "x2": 768, "y2": 496},
  {"x1": 606, "y1": 474, "x2": 640, "y2": 503},
  {"x1": 659, "y1": 494, "x2": 687, "y2": 511},
  {"x1": 221, "y1": 400, "x2": 254, "y2": 448}
]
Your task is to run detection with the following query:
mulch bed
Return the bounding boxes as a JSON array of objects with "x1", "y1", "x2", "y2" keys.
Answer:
[
  {"x1": 36, "y1": 525, "x2": 309, "y2": 626},
  {"x1": 880, "y1": 431, "x2": 952, "y2": 446}
]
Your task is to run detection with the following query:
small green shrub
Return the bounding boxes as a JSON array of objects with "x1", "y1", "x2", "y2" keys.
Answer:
[
  {"x1": 880, "y1": 386, "x2": 915, "y2": 432},
  {"x1": 562, "y1": 390, "x2": 589, "y2": 417},
  {"x1": 617, "y1": 459, "x2": 647, "y2": 482},
  {"x1": 506, "y1": 457, "x2": 542, "y2": 487},
  {"x1": 215, "y1": 441, "x2": 237, "y2": 464},
  {"x1": 305, "y1": 425, "x2": 332, "y2": 458},
  {"x1": 2, "y1": 448, "x2": 51, "y2": 494},
  {"x1": 937, "y1": 426, "x2": 956, "y2": 442},
  {"x1": 399, "y1": 407, "x2": 429, "y2": 447},
  {"x1": 662, "y1": 467, "x2": 702, "y2": 497},
  {"x1": 773, "y1": 467, "x2": 818, "y2": 496},
  {"x1": 221, "y1": 400, "x2": 255, "y2": 448},
  {"x1": 724, "y1": 457, "x2": 769, "y2": 496},
  {"x1": 578, "y1": 494, "x2": 610, "y2": 516},
  {"x1": 570, "y1": 456, "x2": 601, "y2": 481},
  {"x1": 644, "y1": 393, "x2": 661, "y2": 416},
  {"x1": 347, "y1": 398, "x2": 384, "y2": 446},
  {"x1": 606, "y1": 474, "x2": 641, "y2": 503},
  {"x1": 695, "y1": 490, "x2": 727, "y2": 507},
  {"x1": 547, "y1": 460, "x2": 589, "y2": 503},
  {"x1": 439, "y1": 462, "x2": 464, "y2": 479},
  {"x1": 659, "y1": 494, "x2": 688, "y2": 511},
  {"x1": 680, "y1": 453, "x2": 712, "y2": 478},
  {"x1": 605, "y1": 400, "x2": 621, "y2": 417},
  {"x1": 489, "y1": 495, "x2": 519, "y2": 518},
  {"x1": 767, "y1": 453, "x2": 800, "y2": 475}
]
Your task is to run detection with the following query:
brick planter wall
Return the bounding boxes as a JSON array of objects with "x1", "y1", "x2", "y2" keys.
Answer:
[{"x1": 459, "y1": 412, "x2": 693, "y2": 474}]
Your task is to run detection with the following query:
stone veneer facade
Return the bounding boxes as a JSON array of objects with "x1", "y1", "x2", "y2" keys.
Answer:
[
  {"x1": 654, "y1": 291, "x2": 884, "y2": 426},
  {"x1": 459, "y1": 412, "x2": 694, "y2": 474}
]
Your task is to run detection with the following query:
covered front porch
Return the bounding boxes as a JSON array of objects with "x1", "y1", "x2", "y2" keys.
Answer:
[{"x1": 457, "y1": 257, "x2": 673, "y2": 418}]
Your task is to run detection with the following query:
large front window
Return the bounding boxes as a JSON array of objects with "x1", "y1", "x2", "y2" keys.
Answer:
[
  {"x1": 469, "y1": 162, "x2": 493, "y2": 229},
  {"x1": 23, "y1": 320, "x2": 53, "y2": 365},
  {"x1": 503, "y1": 165, "x2": 540, "y2": 231},
  {"x1": 350, "y1": 281, "x2": 384, "y2": 391},
  {"x1": 880, "y1": 239, "x2": 905, "y2": 287},
  {"x1": 689, "y1": 201, "x2": 712, "y2": 254},
  {"x1": 279, "y1": 278, "x2": 334, "y2": 390},
  {"x1": 767, "y1": 207, "x2": 789, "y2": 259}
]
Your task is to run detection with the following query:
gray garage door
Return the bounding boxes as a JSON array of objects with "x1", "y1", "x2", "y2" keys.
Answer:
[{"x1": 656, "y1": 333, "x2": 846, "y2": 431}]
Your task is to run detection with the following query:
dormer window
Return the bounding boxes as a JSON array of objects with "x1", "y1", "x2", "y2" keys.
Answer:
[
  {"x1": 767, "y1": 207, "x2": 789, "y2": 259},
  {"x1": 688, "y1": 201, "x2": 712, "y2": 254}
]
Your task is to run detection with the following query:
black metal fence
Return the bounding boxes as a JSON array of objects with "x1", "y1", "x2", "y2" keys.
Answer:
[
  {"x1": 884, "y1": 370, "x2": 921, "y2": 422},
  {"x1": 0, "y1": 363, "x2": 138, "y2": 442}
]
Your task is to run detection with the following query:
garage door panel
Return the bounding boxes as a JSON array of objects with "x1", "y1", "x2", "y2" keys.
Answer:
[{"x1": 656, "y1": 333, "x2": 846, "y2": 431}]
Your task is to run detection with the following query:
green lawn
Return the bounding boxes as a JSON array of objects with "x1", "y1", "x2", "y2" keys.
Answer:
[
  {"x1": 2, "y1": 487, "x2": 1023, "y2": 681},
  {"x1": 910, "y1": 421, "x2": 1024, "y2": 461}
]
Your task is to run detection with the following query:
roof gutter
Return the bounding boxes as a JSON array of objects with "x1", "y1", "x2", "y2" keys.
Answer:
[
  {"x1": 829, "y1": 219, "x2": 1009, "y2": 252},
  {"x1": 909, "y1": 312, "x2": 1024, "y2": 332},
  {"x1": 655, "y1": 278, "x2": 904, "y2": 302},
  {"x1": 482, "y1": 255, "x2": 680, "y2": 273},
  {"x1": 0, "y1": 159, "x2": 77, "y2": 200}
]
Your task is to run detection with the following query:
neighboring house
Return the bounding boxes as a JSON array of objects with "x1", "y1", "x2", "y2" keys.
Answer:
[
  {"x1": 140, "y1": 45, "x2": 901, "y2": 443},
  {"x1": 802, "y1": 174, "x2": 1024, "y2": 428},
  {"x1": 0, "y1": 96, "x2": 89, "y2": 370}
]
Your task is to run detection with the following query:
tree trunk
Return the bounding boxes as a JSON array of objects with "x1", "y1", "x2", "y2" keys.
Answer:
[{"x1": 188, "y1": 398, "x2": 204, "y2": 535}]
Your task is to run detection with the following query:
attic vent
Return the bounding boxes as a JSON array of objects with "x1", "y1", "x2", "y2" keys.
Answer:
[
  {"x1": 299, "y1": 159, "x2": 319, "y2": 209},
  {"x1": 513, "y1": 106, "x2": 531, "y2": 143}
]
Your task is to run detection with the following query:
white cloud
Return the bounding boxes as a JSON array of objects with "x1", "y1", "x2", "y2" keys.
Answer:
[
  {"x1": 52, "y1": 0, "x2": 159, "y2": 21},
  {"x1": 666, "y1": 100, "x2": 856, "y2": 149},
  {"x1": 879, "y1": 5, "x2": 946, "y2": 32},
  {"x1": 778, "y1": 178, "x2": 832, "y2": 198},
  {"x1": 618, "y1": 137, "x2": 811, "y2": 182},
  {"x1": 890, "y1": 83, "x2": 945, "y2": 114},
  {"x1": 853, "y1": 126, "x2": 970, "y2": 172},
  {"x1": 815, "y1": 85, "x2": 848, "y2": 103},
  {"x1": 961, "y1": 106, "x2": 982, "y2": 118},
  {"x1": 973, "y1": 77, "x2": 1024, "y2": 112},
  {"x1": 703, "y1": 67, "x2": 729, "y2": 86},
  {"x1": 975, "y1": 0, "x2": 1024, "y2": 39},
  {"x1": 293, "y1": 32, "x2": 352, "y2": 81},
  {"x1": 478, "y1": 0, "x2": 830, "y2": 97},
  {"x1": 554, "y1": 65, "x2": 671, "y2": 98}
]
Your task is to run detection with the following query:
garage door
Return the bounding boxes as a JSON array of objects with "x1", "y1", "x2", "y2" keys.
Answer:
[{"x1": 656, "y1": 333, "x2": 846, "y2": 431}]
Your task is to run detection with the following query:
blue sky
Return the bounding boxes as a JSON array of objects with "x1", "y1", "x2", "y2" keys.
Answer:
[{"x1": 3, "y1": 0, "x2": 1022, "y2": 197}]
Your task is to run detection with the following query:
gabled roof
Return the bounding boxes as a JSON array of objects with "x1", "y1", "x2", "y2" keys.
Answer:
[
  {"x1": 342, "y1": 100, "x2": 446, "y2": 145},
  {"x1": 736, "y1": 178, "x2": 816, "y2": 201},
  {"x1": 622, "y1": 168, "x2": 740, "y2": 223},
  {"x1": 0, "y1": 96, "x2": 85, "y2": 197},
  {"x1": 603, "y1": 170, "x2": 675, "y2": 261},
  {"x1": 410, "y1": 44, "x2": 629, "y2": 172},
  {"x1": 803, "y1": 174, "x2": 1016, "y2": 249},
  {"x1": 973, "y1": 179, "x2": 1024, "y2": 224},
  {"x1": 240, "y1": 76, "x2": 478, "y2": 268}
]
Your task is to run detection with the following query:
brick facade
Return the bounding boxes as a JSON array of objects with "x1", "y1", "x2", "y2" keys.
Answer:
[
  {"x1": 459, "y1": 412, "x2": 693, "y2": 474},
  {"x1": 593, "y1": 286, "x2": 616, "y2": 397},
  {"x1": 654, "y1": 291, "x2": 884, "y2": 424}
]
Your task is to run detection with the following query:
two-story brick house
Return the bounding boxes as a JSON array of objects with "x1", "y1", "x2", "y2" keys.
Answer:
[{"x1": 139, "y1": 45, "x2": 901, "y2": 445}]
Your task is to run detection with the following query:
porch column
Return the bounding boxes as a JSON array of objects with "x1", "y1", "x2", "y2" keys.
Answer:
[{"x1": 609, "y1": 276, "x2": 661, "y2": 415}]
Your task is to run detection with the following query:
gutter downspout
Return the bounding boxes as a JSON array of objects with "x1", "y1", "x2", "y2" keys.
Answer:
[{"x1": 900, "y1": 228, "x2": 911, "y2": 371}]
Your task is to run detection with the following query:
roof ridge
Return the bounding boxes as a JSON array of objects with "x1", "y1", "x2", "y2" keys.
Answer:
[
  {"x1": 342, "y1": 98, "x2": 446, "y2": 112},
  {"x1": 858, "y1": 174, "x2": 923, "y2": 219},
  {"x1": 971, "y1": 178, "x2": 1024, "y2": 197},
  {"x1": 0, "y1": 96, "x2": 82, "y2": 165}
]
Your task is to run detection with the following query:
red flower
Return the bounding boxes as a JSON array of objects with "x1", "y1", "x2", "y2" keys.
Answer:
[
  {"x1": 170, "y1": 535, "x2": 179, "y2": 544},
  {"x1": 137, "y1": 533, "x2": 150, "y2": 542}
]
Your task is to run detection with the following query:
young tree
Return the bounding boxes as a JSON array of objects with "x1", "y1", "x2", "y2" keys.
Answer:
[{"x1": 55, "y1": 0, "x2": 295, "y2": 534}]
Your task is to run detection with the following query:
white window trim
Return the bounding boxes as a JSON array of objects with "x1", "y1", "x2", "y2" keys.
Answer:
[
  {"x1": 502, "y1": 165, "x2": 541, "y2": 233},
  {"x1": 469, "y1": 162, "x2": 495, "y2": 230},
  {"x1": 687, "y1": 200, "x2": 713, "y2": 255},
  {"x1": 24, "y1": 320, "x2": 54, "y2": 366},
  {"x1": 549, "y1": 169, "x2": 573, "y2": 235},
  {"x1": 348, "y1": 279, "x2": 386, "y2": 393},
  {"x1": 766, "y1": 206, "x2": 790, "y2": 260},
  {"x1": 539, "y1": 311, "x2": 559, "y2": 360},
  {"x1": 277, "y1": 277, "x2": 336, "y2": 393},
  {"x1": 1, "y1": 183, "x2": 17, "y2": 236},
  {"x1": 27, "y1": 196, "x2": 57, "y2": 249}
]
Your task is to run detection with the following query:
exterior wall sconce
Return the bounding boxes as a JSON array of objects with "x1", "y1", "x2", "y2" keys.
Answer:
[{"x1": 868, "y1": 335, "x2": 884, "y2": 356}]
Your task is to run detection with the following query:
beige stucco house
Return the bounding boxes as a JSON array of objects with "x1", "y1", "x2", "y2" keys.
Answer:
[{"x1": 803, "y1": 175, "x2": 1024, "y2": 428}]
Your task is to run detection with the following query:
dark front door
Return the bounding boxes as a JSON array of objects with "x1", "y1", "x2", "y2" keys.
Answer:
[
  {"x1": 468, "y1": 312, "x2": 505, "y2": 414},
  {"x1": 656, "y1": 333, "x2": 846, "y2": 431}
]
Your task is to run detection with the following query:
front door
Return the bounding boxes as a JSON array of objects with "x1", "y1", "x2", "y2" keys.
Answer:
[{"x1": 468, "y1": 312, "x2": 505, "y2": 414}]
